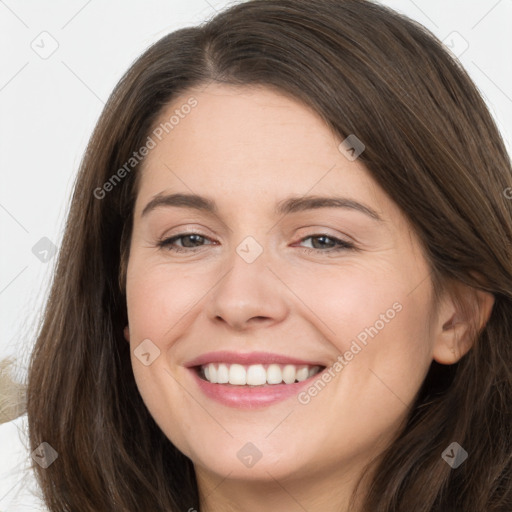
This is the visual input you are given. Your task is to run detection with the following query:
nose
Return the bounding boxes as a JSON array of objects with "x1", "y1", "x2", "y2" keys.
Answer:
[{"x1": 204, "y1": 241, "x2": 289, "y2": 332}]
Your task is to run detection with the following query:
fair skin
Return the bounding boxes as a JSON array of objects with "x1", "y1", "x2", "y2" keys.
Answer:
[{"x1": 123, "y1": 84, "x2": 494, "y2": 512}]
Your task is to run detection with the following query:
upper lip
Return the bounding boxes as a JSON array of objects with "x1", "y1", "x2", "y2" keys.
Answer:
[{"x1": 185, "y1": 351, "x2": 327, "y2": 368}]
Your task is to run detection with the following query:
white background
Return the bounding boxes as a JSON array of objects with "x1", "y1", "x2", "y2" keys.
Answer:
[{"x1": 1, "y1": 0, "x2": 511, "y2": 509}]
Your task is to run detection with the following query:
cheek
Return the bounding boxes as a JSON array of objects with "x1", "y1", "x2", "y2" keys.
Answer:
[
  {"x1": 125, "y1": 259, "x2": 218, "y2": 433},
  {"x1": 125, "y1": 260, "x2": 201, "y2": 448},
  {"x1": 128, "y1": 353, "x2": 197, "y2": 456},
  {"x1": 126, "y1": 260, "x2": 211, "y2": 341},
  {"x1": 294, "y1": 258, "x2": 435, "y2": 398},
  {"x1": 294, "y1": 268, "x2": 434, "y2": 458},
  {"x1": 286, "y1": 257, "x2": 425, "y2": 344},
  {"x1": 334, "y1": 281, "x2": 434, "y2": 414}
]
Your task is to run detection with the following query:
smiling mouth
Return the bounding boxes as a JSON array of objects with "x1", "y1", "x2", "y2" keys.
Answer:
[{"x1": 195, "y1": 363, "x2": 325, "y2": 386}]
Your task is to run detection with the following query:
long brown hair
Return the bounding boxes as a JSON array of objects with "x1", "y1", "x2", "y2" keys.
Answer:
[{"x1": 26, "y1": 0, "x2": 512, "y2": 510}]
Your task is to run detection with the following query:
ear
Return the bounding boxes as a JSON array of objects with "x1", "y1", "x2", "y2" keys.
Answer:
[
  {"x1": 123, "y1": 325, "x2": 130, "y2": 343},
  {"x1": 432, "y1": 284, "x2": 494, "y2": 365}
]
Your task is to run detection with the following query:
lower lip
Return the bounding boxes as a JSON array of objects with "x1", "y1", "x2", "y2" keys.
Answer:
[{"x1": 188, "y1": 368, "x2": 322, "y2": 408}]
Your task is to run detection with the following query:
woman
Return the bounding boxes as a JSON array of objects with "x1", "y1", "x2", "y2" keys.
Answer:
[{"x1": 26, "y1": 0, "x2": 512, "y2": 510}]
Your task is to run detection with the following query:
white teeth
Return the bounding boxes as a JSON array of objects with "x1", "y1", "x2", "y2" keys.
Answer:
[
  {"x1": 282, "y1": 365, "x2": 296, "y2": 384},
  {"x1": 229, "y1": 363, "x2": 247, "y2": 385},
  {"x1": 217, "y1": 363, "x2": 229, "y2": 384},
  {"x1": 266, "y1": 364, "x2": 282, "y2": 384},
  {"x1": 246, "y1": 364, "x2": 267, "y2": 386},
  {"x1": 296, "y1": 367, "x2": 309, "y2": 382},
  {"x1": 308, "y1": 367, "x2": 318, "y2": 378},
  {"x1": 201, "y1": 363, "x2": 323, "y2": 386},
  {"x1": 208, "y1": 364, "x2": 217, "y2": 384}
]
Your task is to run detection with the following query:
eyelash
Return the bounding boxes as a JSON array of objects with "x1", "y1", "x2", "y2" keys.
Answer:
[{"x1": 156, "y1": 232, "x2": 355, "y2": 253}]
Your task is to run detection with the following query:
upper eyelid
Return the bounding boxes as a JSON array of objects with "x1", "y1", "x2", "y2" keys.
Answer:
[{"x1": 158, "y1": 223, "x2": 354, "y2": 239}]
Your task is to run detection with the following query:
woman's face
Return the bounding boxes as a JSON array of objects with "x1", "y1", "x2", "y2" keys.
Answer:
[{"x1": 124, "y1": 83, "x2": 439, "y2": 488}]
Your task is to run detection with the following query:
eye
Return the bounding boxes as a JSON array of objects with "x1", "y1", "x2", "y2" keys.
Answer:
[
  {"x1": 157, "y1": 233, "x2": 215, "y2": 252},
  {"x1": 296, "y1": 234, "x2": 355, "y2": 252},
  {"x1": 156, "y1": 232, "x2": 355, "y2": 253}
]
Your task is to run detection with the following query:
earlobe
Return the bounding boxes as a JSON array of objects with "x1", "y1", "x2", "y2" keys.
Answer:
[
  {"x1": 123, "y1": 325, "x2": 130, "y2": 343},
  {"x1": 432, "y1": 287, "x2": 494, "y2": 365}
]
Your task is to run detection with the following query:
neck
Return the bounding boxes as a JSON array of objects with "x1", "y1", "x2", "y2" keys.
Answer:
[{"x1": 196, "y1": 460, "x2": 372, "y2": 512}]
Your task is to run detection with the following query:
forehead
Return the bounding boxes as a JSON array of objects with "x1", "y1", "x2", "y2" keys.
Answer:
[
  {"x1": 146, "y1": 83, "x2": 339, "y2": 169},
  {"x1": 134, "y1": 83, "x2": 397, "y2": 224}
]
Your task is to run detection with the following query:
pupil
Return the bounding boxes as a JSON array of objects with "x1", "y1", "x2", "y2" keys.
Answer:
[
  {"x1": 184, "y1": 234, "x2": 202, "y2": 247},
  {"x1": 313, "y1": 236, "x2": 332, "y2": 249}
]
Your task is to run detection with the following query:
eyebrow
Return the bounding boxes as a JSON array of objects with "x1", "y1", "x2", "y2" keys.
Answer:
[{"x1": 141, "y1": 192, "x2": 383, "y2": 222}]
